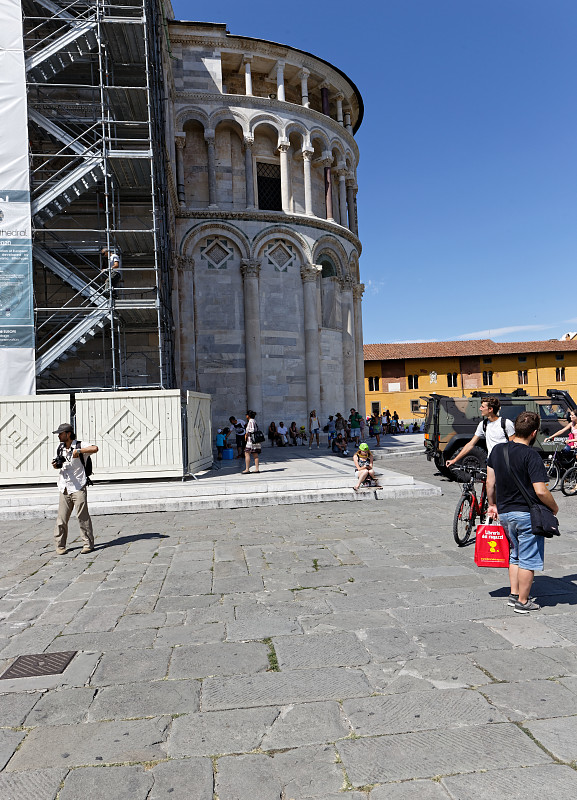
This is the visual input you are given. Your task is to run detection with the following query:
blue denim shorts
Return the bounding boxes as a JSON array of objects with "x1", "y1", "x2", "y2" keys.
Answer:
[{"x1": 499, "y1": 511, "x2": 545, "y2": 571}]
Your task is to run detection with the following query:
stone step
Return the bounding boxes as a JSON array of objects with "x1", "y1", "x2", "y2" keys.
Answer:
[
  {"x1": 0, "y1": 480, "x2": 441, "y2": 520},
  {"x1": 373, "y1": 447, "x2": 424, "y2": 459}
]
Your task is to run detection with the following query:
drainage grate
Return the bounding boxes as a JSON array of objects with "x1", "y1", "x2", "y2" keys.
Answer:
[{"x1": 0, "y1": 651, "x2": 77, "y2": 680}]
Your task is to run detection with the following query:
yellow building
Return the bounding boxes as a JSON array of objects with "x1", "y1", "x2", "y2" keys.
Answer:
[{"x1": 364, "y1": 339, "x2": 577, "y2": 421}]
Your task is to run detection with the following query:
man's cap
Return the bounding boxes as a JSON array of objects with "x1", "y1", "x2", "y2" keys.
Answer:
[
  {"x1": 359, "y1": 443, "x2": 369, "y2": 451},
  {"x1": 53, "y1": 423, "x2": 73, "y2": 434}
]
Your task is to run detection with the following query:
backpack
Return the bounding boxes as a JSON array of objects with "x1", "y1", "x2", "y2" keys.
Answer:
[
  {"x1": 57, "y1": 441, "x2": 93, "y2": 487},
  {"x1": 482, "y1": 416, "x2": 509, "y2": 442}
]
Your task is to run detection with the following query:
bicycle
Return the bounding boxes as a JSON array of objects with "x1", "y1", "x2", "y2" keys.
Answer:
[
  {"x1": 452, "y1": 467, "x2": 488, "y2": 546},
  {"x1": 544, "y1": 439, "x2": 575, "y2": 491},
  {"x1": 561, "y1": 463, "x2": 577, "y2": 496}
]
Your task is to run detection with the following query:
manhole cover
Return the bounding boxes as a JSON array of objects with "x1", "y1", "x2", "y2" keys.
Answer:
[{"x1": 0, "y1": 651, "x2": 77, "y2": 680}]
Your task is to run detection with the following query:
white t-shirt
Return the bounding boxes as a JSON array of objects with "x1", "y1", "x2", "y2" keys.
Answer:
[
  {"x1": 277, "y1": 424, "x2": 288, "y2": 436},
  {"x1": 57, "y1": 439, "x2": 94, "y2": 493},
  {"x1": 475, "y1": 417, "x2": 515, "y2": 454}
]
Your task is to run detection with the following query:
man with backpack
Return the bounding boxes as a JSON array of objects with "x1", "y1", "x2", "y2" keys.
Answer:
[
  {"x1": 446, "y1": 396, "x2": 514, "y2": 469},
  {"x1": 52, "y1": 423, "x2": 98, "y2": 555}
]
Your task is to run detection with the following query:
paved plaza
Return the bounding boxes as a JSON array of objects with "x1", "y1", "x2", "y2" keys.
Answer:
[{"x1": 2, "y1": 455, "x2": 577, "y2": 798}]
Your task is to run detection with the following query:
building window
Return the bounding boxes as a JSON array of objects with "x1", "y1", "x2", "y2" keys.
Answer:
[
  {"x1": 408, "y1": 374, "x2": 419, "y2": 390},
  {"x1": 518, "y1": 370, "x2": 528, "y2": 385},
  {"x1": 368, "y1": 376, "x2": 380, "y2": 392},
  {"x1": 556, "y1": 354, "x2": 565, "y2": 361},
  {"x1": 483, "y1": 371, "x2": 493, "y2": 386},
  {"x1": 482, "y1": 357, "x2": 492, "y2": 364},
  {"x1": 371, "y1": 402, "x2": 380, "y2": 416},
  {"x1": 447, "y1": 372, "x2": 458, "y2": 388},
  {"x1": 518, "y1": 356, "x2": 527, "y2": 363},
  {"x1": 557, "y1": 367, "x2": 566, "y2": 382},
  {"x1": 256, "y1": 162, "x2": 282, "y2": 211},
  {"x1": 410, "y1": 400, "x2": 420, "y2": 413}
]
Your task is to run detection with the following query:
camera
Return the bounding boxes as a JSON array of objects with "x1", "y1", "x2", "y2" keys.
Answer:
[{"x1": 52, "y1": 455, "x2": 65, "y2": 469}]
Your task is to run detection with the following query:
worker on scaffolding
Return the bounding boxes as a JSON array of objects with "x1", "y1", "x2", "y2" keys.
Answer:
[{"x1": 101, "y1": 246, "x2": 123, "y2": 297}]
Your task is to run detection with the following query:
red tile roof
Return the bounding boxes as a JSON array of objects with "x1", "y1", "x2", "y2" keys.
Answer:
[{"x1": 364, "y1": 339, "x2": 577, "y2": 361}]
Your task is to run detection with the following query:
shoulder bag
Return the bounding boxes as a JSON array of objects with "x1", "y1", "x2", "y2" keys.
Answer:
[{"x1": 503, "y1": 444, "x2": 560, "y2": 538}]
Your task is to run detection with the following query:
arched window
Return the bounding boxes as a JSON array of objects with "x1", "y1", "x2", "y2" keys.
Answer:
[{"x1": 319, "y1": 256, "x2": 337, "y2": 278}]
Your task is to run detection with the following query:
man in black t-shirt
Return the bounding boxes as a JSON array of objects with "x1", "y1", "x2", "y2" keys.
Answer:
[{"x1": 487, "y1": 411, "x2": 558, "y2": 614}]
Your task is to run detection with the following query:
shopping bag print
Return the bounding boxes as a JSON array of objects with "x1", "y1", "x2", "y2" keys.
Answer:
[{"x1": 474, "y1": 524, "x2": 510, "y2": 568}]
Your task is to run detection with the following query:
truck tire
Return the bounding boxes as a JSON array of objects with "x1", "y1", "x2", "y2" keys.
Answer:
[
  {"x1": 451, "y1": 445, "x2": 487, "y2": 473},
  {"x1": 434, "y1": 453, "x2": 456, "y2": 480}
]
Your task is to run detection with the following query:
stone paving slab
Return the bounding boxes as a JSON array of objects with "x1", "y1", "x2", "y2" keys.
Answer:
[
  {"x1": 481, "y1": 678, "x2": 577, "y2": 721},
  {"x1": 202, "y1": 667, "x2": 372, "y2": 710},
  {"x1": 5, "y1": 717, "x2": 169, "y2": 771},
  {"x1": 168, "y1": 642, "x2": 269, "y2": 679},
  {"x1": 260, "y1": 700, "x2": 351, "y2": 749},
  {"x1": 273, "y1": 632, "x2": 371, "y2": 669},
  {"x1": 0, "y1": 768, "x2": 68, "y2": 800},
  {"x1": 58, "y1": 765, "x2": 153, "y2": 800},
  {"x1": 470, "y1": 647, "x2": 570, "y2": 681},
  {"x1": 89, "y1": 647, "x2": 171, "y2": 686},
  {"x1": 0, "y1": 731, "x2": 25, "y2": 771},
  {"x1": 148, "y1": 759, "x2": 214, "y2": 800},
  {"x1": 525, "y1": 715, "x2": 577, "y2": 761},
  {"x1": 25, "y1": 688, "x2": 96, "y2": 726},
  {"x1": 370, "y1": 780, "x2": 452, "y2": 799},
  {"x1": 168, "y1": 707, "x2": 278, "y2": 756},
  {"x1": 337, "y1": 723, "x2": 552, "y2": 785},
  {"x1": 342, "y1": 688, "x2": 506, "y2": 736},
  {"x1": 215, "y1": 745, "x2": 344, "y2": 800},
  {"x1": 88, "y1": 679, "x2": 200, "y2": 720},
  {"x1": 442, "y1": 764, "x2": 577, "y2": 800}
]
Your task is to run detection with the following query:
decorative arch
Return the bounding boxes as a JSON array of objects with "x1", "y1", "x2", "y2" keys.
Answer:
[
  {"x1": 312, "y1": 235, "x2": 349, "y2": 274},
  {"x1": 176, "y1": 106, "x2": 210, "y2": 131},
  {"x1": 251, "y1": 225, "x2": 311, "y2": 264},
  {"x1": 210, "y1": 108, "x2": 250, "y2": 136},
  {"x1": 283, "y1": 120, "x2": 309, "y2": 145},
  {"x1": 180, "y1": 221, "x2": 251, "y2": 261},
  {"x1": 249, "y1": 114, "x2": 283, "y2": 138},
  {"x1": 308, "y1": 127, "x2": 330, "y2": 151},
  {"x1": 330, "y1": 138, "x2": 346, "y2": 163}
]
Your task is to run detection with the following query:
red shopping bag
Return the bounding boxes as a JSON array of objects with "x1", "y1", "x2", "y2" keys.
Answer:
[{"x1": 474, "y1": 524, "x2": 510, "y2": 568}]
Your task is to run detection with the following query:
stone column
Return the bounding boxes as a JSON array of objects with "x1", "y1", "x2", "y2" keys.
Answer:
[
  {"x1": 353, "y1": 283, "x2": 366, "y2": 417},
  {"x1": 346, "y1": 177, "x2": 357, "y2": 235},
  {"x1": 344, "y1": 110, "x2": 353, "y2": 133},
  {"x1": 176, "y1": 256, "x2": 196, "y2": 389},
  {"x1": 301, "y1": 263, "x2": 322, "y2": 416},
  {"x1": 276, "y1": 61, "x2": 285, "y2": 102},
  {"x1": 337, "y1": 167, "x2": 347, "y2": 227},
  {"x1": 244, "y1": 137, "x2": 255, "y2": 209},
  {"x1": 205, "y1": 130, "x2": 218, "y2": 208},
  {"x1": 341, "y1": 275, "x2": 357, "y2": 412},
  {"x1": 175, "y1": 133, "x2": 186, "y2": 207},
  {"x1": 278, "y1": 140, "x2": 291, "y2": 212},
  {"x1": 323, "y1": 152, "x2": 334, "y2": 222},
  {"x1": 299, "y1": 68, "x2": 310, "y2": 107},
  {"x1": 243, "y1": 55, "x2": 253, "y2": 96},
  {"x1": 320, "y1": 84, "x2": 330, "y2": 116},
  {"x1": 335, "y1": 93, "x2": 344, "y2": 125},
  {"x1": 240, "y1": 259, "x2": 262, "y2": 414},
  {"x1": 302, "y1": 149, "x2": 314, "y2": 216}
]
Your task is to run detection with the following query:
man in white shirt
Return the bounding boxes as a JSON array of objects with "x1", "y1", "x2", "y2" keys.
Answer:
[
  {"x1": 277, "y1": 422, "x2": 289, "y2": 445},
  {"x1": 52, "y1": 423, "x2": 98, "y2": 555},
  {"x1": 101, "y1": 247, "x2": 122, "y2": 295},
  {"x1": 446, "y1": 396, "x2": 514, "y2": 469}
]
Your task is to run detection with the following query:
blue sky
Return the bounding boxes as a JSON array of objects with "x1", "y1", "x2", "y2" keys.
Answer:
[{"x1": 170, "y1": 0, "x2": 577, "y2": 345}]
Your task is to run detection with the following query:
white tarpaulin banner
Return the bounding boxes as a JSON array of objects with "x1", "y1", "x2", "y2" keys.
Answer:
[{"x1": 0, "y1": 0, "x2": 35, "y2": 394}]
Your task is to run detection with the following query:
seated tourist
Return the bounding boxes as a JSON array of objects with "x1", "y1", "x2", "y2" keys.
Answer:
[
  {"x1": 353, "y1": 443, "x2": 382, "y2": 490},
  {"x1": 332, "y1": 433, "x2": 349, "y2": 456}
]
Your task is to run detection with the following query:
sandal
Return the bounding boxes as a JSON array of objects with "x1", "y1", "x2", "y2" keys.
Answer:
[{"x1": 241, "y1": 470, "x2": 251, "y2": 474}]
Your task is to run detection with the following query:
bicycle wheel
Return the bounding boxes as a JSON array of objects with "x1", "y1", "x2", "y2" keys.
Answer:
[
  {"x1": 453, "y1": 493, "x2": 476, "y2": 546},
  {"x1": 561, "y1": 466, "x2": 577, "y2": 497},
  {"x1": 546, "y1": 462, "x2": 560, "y2": 491}
]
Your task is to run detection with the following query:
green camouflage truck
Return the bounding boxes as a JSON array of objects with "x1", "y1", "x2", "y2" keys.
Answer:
[{"x1": 423, "y1": 388, "x2": 576, "y2": 480}]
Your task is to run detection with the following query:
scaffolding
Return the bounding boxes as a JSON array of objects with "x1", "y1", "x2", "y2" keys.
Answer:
[{"x1": 23, "y1": 0, "x2": 174, "y2": 391}]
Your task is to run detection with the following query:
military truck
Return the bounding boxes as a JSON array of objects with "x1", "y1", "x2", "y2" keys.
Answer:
[{"x1": 423, "y1": 389, "x2": 576, "y2": 480}]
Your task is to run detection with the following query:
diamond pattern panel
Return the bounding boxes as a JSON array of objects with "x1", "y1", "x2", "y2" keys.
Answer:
[{"x1": 98, "y1": 401, "x2": 160, "y2": 463}]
